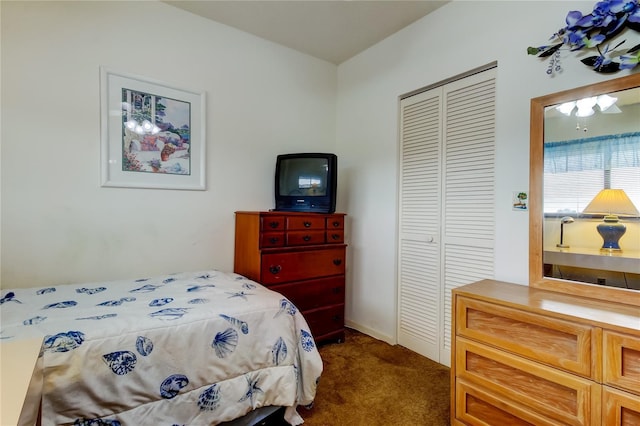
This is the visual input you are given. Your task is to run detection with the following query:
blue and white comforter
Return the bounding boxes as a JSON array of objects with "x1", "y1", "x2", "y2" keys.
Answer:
[{"x1": 0, "y1": 270, "x2": 323, "y2": 426}]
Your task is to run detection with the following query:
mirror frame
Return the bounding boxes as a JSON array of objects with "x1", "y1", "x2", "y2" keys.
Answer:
[{"x1": 529, "y1": 72, "x2": 640, "y2": 305}]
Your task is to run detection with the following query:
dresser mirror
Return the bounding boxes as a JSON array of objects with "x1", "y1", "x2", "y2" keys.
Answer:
[{"x1": 530, "y1": 73, "x2": 640, "y2": 305}]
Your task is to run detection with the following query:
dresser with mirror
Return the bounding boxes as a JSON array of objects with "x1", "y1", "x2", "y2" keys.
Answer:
[{"x1": 451, "y1": 73, "x2": 640, "y2": 425}]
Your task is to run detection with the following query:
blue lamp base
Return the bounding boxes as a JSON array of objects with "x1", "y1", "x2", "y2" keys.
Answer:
[{"x1": 596, "y1": 215, "x2": 626, "y2": 251}]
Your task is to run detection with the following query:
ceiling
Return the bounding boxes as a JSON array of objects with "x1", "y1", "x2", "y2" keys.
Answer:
[{"x1": 164, "y1": 1, "x2": 449, "y2": 64}]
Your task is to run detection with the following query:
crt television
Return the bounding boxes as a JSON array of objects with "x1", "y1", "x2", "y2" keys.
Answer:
[{"x1": 274, "y1": 153, "x2": 337, "y2": 213}]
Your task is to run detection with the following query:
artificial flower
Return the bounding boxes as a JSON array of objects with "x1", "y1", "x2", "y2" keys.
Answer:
[{"x1": 527, "y1": 0, "x2": 640, "y2": 74}]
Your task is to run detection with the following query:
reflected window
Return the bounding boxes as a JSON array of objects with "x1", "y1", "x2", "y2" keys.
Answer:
[{"x1": 544, "y1": 132, "x2": 640, "y2": 214}]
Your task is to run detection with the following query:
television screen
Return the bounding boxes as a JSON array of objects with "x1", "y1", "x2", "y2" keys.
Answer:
[
  {"x1": 278, "y1": 158, "x2": 328, "y2": 197},
  {"x1": 274, "y1": 153, "x2": 337, "y2": 213}
]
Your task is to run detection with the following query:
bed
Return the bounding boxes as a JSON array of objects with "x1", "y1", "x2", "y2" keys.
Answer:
[{"x1": 0, "y1": 270, "x2": 323, "y2": 426}]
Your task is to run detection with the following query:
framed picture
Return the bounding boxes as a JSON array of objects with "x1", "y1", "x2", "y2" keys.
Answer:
[
  {"x1": 100, "y1": 67, "x2": 206, "y2": 190},
  {"x1": 512, "y1": 191, "x2": 528, "y2": 211}
]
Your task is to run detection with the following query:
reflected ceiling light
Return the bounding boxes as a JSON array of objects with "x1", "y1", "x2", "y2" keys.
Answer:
[
  {"x1": 575, "y1": 106, "x2": 595, "y2": 117},
  {"x1": 556, "y1": 101, "x2": 576, "y2": 116},
  {"x1": 601, "y1": 103, "x2": 622, "y2": 114},
  {"x1": 596, "y1": 94, "x2": 617, "y2": 111},
  {"x1": 575, "y1": 96, "x2": 597, "y2": 117},
  {"x1": 125, "y1": 119, "x2": 161, "y2": 135},
  {"x1": 556, "y1": 94, "x2": 619, "y2": 117}
]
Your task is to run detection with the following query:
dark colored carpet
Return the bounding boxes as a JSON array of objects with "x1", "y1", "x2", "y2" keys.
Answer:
[{"x1": 298, "y1": 328, "x2": 451, "y2": 425}]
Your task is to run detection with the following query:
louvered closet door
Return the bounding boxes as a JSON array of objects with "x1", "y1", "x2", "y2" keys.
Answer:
[
  {"x1": 398, "y1": 87, "x2": 443, "y2": 361},
  {"x1": 398, "y1": 68, "x2": 496, "y2": 366},
  {"x1": 440, "y1": 70, "x2": 496, "y2": 364}
]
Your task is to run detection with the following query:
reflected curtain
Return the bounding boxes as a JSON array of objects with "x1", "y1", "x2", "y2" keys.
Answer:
[
  {"x1": 543, "y1": 132, "x2": 640, "y2": 213},
  {"x1": 544, "y1": 132, "x2": 640, "y2": 173}
]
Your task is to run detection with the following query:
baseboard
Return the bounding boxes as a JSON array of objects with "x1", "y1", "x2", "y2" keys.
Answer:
[{"x1": 344, "y1": 320, "x2": 396, "y2": 346}]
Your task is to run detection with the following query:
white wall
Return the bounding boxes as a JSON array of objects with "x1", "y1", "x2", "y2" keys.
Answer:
[
  {"x1": 1, "y1": 1, "x2": 336, "y2": 287},
  {"x1": 2, "y1": 1, "x2": 639, "y2": 344},
  {"x1": 336, "y1": 1, "x2": 640, "y2": 342}
]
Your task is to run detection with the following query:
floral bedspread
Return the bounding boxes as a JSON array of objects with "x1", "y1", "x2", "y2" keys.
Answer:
[{"x1": 0, "y1": 270, "x2": 322, "y2": 426}]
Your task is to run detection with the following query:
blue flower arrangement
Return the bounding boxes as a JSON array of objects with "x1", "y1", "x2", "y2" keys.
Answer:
[{"x1": 528, "y1": 0, "x2": 640, "y2": 74}]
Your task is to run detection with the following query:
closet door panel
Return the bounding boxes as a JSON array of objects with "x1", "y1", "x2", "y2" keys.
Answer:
[
  {"x1": 441, "y1": 70, "x2": 497, "y2": 363},
  {"x1": 398, "y1": 87, "x2": 443, "y2": 360}
]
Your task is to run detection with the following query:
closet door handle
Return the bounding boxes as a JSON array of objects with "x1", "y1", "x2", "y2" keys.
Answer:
[
  {"x1": 333, "y1": 259, "x2": 342, "y2": 266},
  {"x1": 269, "y1": 265, "x2": 282, "y2": 275}
]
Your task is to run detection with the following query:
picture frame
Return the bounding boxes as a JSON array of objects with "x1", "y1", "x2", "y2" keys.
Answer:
[
  {"x1": 100, "y1": 67, "x2": 206, "y2": 190},
  {"x1": 512, "y1": 191, "x2": 528, "y2": 211}
]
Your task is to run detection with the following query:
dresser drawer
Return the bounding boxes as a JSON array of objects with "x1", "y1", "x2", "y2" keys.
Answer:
[
  {"x1": 456, "y1": 338, "x2": 599, "y2": 425},
  {"x1": 260, "y1": 246, "x2": 346, "y2": 285},
  {"x1": 286, "y1": 215, "x2": 326, "y2": 230},
  {"x1": 603, "y1": 386, "x2": 640, "y2": 426},
  {"x1": 271, "y1": 276, "x2": 344, "y2": 311},
  {"x1": 260, "y1": 232, "x2": 285, "y2": 248},
  {"x1": 456, "y1": 296, "x2": 595, "y2": 378},
  {"x1": 303, "y1": 304, "x2": 345, "y2": 339},
  {"x1": 261, "y1": 216, "x2": 284, "y2": 231},
  {"x1": 603, "y1": 330, "x2": 640, "y2": 395},
  {"x1": 326, "y1": 216, "x2": 344, "y2": 230},
  {"x1": 325, "y1": 230, "x2": 344, "y2": 244},
  {"x1": 286, "y1": 230, "x2": 326, "y2": 246},
  {"x1": 455, "y1": 378, "x2": 561, "y2": 426}
]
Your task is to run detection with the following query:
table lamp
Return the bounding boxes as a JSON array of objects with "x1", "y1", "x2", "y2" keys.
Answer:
[
  {"x1": 582, "y1": 189, "x2": 639, "y2": 252},
  {"x1": 556, "y1": 216, "x2": 574, "y2": 248}
]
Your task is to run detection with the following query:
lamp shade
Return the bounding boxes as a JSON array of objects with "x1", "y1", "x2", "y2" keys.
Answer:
[{"x1": 582, "y1": 189, "x2": 639, "y2": 217}]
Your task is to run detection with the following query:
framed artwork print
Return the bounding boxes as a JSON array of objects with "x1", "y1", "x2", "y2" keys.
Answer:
[
  {"x1": 512, "y1": 191, "x2": 528, "y2": 211},
  {"x1": 100, "y1": 67, "x2": 206, "y2": 190}
]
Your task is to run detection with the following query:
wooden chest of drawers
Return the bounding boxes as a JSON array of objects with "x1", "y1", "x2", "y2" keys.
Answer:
[
  {"x1": 234, "y1": 211, "x2": 346, "y2": 344},
  {"x1": 452, "y1": 280, "x2": 640, "y2": 425}
]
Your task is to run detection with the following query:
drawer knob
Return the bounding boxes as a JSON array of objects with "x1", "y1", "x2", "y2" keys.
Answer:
[
  {"x1": 269, "y1": 265, "x2": 282, "y2": 274},
  {"x1": 333, "y1": 259, "x2": 342, "y2": 266},
  {"x1": 303, "y1": 235, "x2": 311, "y2": 241},
  {"x1": 332, "y1": 287, "x2": 342, "y2": 294},
  {"x1": 332, "y1": 315, "x2": 341, "y2": 322},
  {"x1": 331, "y1": 233, "x2": 340, "y2": 240},
  {"x1": 303, "y1": 221, "x2": 311, "y2": 228},
  {"x1": 332, "y1": 221, "x2": 340, "y2": 227},
  {"x1": 269, "y1": 221, "x2": 279, "y2": 229},
  {"x1": 269, "y1": 237, "x2": 279, "y2": 244}
]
